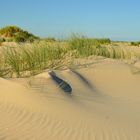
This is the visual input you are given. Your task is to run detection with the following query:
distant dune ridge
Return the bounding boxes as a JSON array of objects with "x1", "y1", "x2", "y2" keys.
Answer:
[
  {"x1": 0, "y1": 26, "x2": 39, "y2": 43},
  {"x1": 0, "y1": 59, "x2": 140, "y2": 140}
]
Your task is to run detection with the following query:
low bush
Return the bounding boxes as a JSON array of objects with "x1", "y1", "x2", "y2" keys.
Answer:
[{"x1": 131, "y1": 41, "x2": 140, "y2": 46}]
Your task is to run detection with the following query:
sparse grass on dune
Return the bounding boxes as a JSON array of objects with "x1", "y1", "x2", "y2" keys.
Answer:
[
  {"x1": 1, "y1": 35, "x2": 140, "y2": 78},
  {"x1": 2, "y1": 43, "x2": 69, "y2": 77},
  {"x1": 68, "y1": 35, "x2": 136, "y2": 60},
  {"x1": 68, "y1": 35, "x2": 111, "y2": 57}
]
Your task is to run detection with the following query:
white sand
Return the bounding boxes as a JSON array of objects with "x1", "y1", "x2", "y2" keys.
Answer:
[{"x1": 0, "y1": 60, "x2": 140, "y2": 140}]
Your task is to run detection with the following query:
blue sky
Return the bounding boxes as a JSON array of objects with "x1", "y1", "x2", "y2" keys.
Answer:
[{"x1": 0, "y1": 0, "x2": 140, "y2": 41}]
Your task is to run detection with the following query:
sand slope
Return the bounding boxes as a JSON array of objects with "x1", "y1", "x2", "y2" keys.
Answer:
[{"x1": 0, "y1": 60, "x2": 140, "y2": 140}]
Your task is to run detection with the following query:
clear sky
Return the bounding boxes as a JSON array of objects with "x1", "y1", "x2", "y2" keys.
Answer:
[{"x1": 0, "y1": 0, "x2": 140, "y2": 41}]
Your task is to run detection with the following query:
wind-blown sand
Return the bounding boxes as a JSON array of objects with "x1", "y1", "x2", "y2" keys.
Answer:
[{"x1": 0, "y1": 60, "x2": 140, "y2": 140}]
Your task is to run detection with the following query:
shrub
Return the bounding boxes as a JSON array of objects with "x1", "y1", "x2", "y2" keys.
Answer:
[{"x1": 131, "y1": 41, "x2": 140, "y2": 46}]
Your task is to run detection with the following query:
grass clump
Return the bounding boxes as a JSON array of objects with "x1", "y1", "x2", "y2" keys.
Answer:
[
  {"x1": 68, "y1": 35, "x2": 111, "y2": 57},
  {"x1": 3, "y1": 43, "x2": 68, "y2": 77},
  {"x1": 4, "y1": 47, "x2": 23, "y2": 77}
]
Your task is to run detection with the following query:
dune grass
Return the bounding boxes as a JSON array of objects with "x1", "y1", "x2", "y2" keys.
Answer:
[
  {"x1": 2, "y1": 43, "x2": 68, "y2": 77},
  {"x1": 0, "y1": 35, "x2": 140, "y2": 78},
  {"x1": 68, "y1": 35, "x2": 135, "y2": 60},
  {"x1": 68, "y1": 35, "x2": 111, "y2": 57}
]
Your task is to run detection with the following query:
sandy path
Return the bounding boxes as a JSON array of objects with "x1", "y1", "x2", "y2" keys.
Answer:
[{"x1": 0, "y1": 60, "x2": 140, "y2": 140}]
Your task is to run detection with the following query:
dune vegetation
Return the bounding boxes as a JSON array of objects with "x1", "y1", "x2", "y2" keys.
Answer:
[
  {"x1": 0, "y1": 26, "x2": 39, "y2": 43},
  {"x1": 0, "y1": 26, "x2": 140, "y2": 78},
  {"x1": 131, "y1": 41, "x2": 140, "y2": 46}
]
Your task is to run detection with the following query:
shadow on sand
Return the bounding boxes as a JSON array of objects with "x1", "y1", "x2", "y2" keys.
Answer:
[{"x1": 69, "y1": 69, "x2": 93, "y2": 89}]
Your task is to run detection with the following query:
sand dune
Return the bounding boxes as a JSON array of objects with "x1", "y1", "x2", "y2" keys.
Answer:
[{"x1": 0, "y1": 60, "x2": 140, "y2": 140}]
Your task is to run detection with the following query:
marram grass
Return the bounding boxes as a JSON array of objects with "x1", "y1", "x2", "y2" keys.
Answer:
[
  {"x1": 2, "y1": 44, "x2": 68, "y2": 77},
  {"x1": 0, "y1": 36, "x2": 140, "y2": 78}
]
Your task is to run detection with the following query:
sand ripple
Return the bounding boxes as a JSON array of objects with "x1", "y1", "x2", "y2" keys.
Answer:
[{"x1": 0, "y1": 61, "x2": 140, "y2": 139}]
